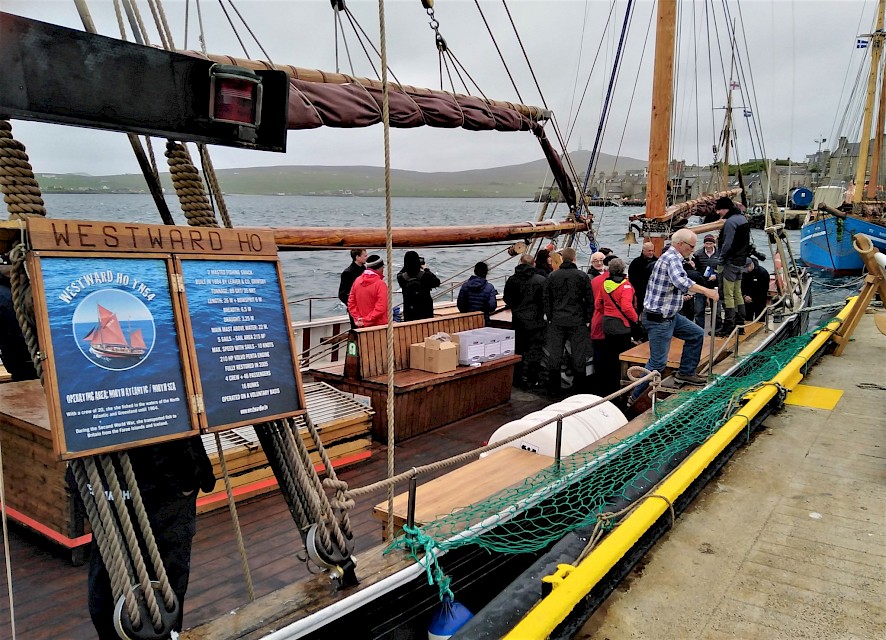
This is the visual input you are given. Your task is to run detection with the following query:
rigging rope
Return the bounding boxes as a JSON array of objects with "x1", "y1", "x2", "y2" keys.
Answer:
[{"x1": 378, "y1": 0, "x2": 397, "y2": 543}]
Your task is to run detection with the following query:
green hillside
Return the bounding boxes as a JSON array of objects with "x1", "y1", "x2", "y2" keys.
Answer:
[{"x1": 36, "y1": 151, "x2": 646, "y2": 198}]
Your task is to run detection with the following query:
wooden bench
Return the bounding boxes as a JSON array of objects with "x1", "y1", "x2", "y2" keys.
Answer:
[
  {"x1": 372, "y1": 447, "x2": 552, "y2": 538},
  {"x1": 619, "y1": 321, "x2": 765, "y2": 382},
  {"x1": 310, "y1": 313, "x2": 519, "y2": 442}
]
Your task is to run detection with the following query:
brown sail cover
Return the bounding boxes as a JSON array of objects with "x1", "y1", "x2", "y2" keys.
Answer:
[
  {"x1": 187, "y1": 51, "x2": 577, "y2": 210},
  {"x1": 286, "y1": 79, "x2": 533, "y2": 132}
]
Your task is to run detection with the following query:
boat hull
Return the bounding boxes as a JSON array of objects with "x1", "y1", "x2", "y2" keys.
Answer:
[{"x1": 799, "y1": 214, "x2": 886, "y2": 274}]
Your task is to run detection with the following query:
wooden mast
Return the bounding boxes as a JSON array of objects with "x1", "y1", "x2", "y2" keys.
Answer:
[
  {"x1": 869, "y1": 21, "x2": 886, "y2": 199},
  {"x1": 644, "y1": 0, "x2": 677, "y2": 254},
  {"x1": 854, "y1": 0, "x2": 886, "y2": 203}
]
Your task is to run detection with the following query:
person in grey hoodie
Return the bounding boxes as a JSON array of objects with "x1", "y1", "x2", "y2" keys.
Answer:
[{"x1": 457, "y1": 261, "x2": 498, "y2": 323}]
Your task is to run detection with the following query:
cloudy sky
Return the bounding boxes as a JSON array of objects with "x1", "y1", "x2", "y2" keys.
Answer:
[{"x1": 3, "y1": 0, "x2": 880, "y2": 176}]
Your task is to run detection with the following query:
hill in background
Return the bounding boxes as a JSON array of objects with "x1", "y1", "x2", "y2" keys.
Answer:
[{"x1": 36, "y1": 150, "x2": 647, "y2": 198}]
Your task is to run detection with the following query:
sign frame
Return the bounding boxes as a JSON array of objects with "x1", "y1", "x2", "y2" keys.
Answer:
[
  {"x1": 175, "y1": 254, "x2": 307, "y2": 432},
  {"x1": 28, "y1": 250, "x2": 200, "y2": 459}
]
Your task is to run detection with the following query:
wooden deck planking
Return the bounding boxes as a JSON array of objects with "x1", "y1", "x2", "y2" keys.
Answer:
[{"x1": 0, "y1": 387, "x2": 550, "y2": 639}]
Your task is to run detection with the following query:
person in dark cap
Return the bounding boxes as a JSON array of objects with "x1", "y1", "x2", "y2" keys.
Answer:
[
  {"x1": 714, "y1": 197, "x2": 751, "y2": 336},
  {"x1": 692, "y1": 234, "x2": 721, "y2": 330},
  {"x1": 347, "y1": 254, "x2": 389, "y2": 327},
  {"x1": 338, "y1": 248, "x2": 367, "y2": 328}
]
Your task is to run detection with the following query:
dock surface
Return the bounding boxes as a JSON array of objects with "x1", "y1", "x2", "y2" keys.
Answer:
[{"x1": 581, "y1": 310, "x2": 886, "y2": 639}]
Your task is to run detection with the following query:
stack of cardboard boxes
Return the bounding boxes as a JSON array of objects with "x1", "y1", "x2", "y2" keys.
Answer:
[
  {"x1": 409, "y1": 334, "x2": 459, "y2": 373},
  {"x1": 453, "y1": 327, "x2": 516, "y2": 365},
  {"x1": 409, "y1": 329, "x2": 517, "y2": 372}
]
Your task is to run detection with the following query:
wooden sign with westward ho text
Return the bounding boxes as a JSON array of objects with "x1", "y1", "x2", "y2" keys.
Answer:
[
  {"x1": 26, "y1": 217, "x2": 277, "y2": 256},
  {"x1": 26, "y1": 218, "x2": 304, "y2": 460}
]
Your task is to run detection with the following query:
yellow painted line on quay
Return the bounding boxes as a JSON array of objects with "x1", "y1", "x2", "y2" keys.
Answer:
[{"x1": 502, "y1": 298, "x2": 856, "y2": 640}]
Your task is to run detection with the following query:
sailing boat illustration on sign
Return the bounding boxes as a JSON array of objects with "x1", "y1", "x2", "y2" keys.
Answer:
[{"x1": 82, "y1": 302, "x2": 148, "y2": 364}]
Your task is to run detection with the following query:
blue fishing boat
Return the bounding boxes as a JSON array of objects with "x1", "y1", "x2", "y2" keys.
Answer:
[{"x1": 800, "y1": 211, "x2": 886, "y2": 274}]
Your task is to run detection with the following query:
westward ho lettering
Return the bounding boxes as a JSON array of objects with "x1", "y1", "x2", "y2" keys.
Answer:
[{"x1": 27, "y1": 218, "x2": 277, "y2": 256}]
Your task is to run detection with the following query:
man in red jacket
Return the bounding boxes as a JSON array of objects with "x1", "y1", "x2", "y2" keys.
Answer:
[{"x1": 347, "y1": 255, "x2": 388, "y2": 327}]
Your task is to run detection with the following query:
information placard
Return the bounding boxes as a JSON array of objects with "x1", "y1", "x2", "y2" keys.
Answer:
[
  {"x1": 32, "y1": 255, "x2": 194, "y2": 457},
  {"x1": 179, "y1": 258, "x2": 302, "y2": 430}
]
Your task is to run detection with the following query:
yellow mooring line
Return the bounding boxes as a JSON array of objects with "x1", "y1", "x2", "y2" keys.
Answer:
[{"x1": 502, "y1": 297, "x2": 857, "y2": 640}]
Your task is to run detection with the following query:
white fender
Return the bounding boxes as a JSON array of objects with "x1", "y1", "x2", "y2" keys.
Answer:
[{"x1": 483, "y1": 394, "x2": 628, "y2": 458}]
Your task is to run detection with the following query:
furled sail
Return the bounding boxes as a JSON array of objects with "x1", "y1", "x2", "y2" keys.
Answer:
[{"x1": 186, "y1": 52, "x2": 577, "y2": 210}]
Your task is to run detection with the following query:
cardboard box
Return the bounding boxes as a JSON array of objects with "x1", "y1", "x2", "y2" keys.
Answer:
[
  {"x1": 409, "y1": 342, "x2": 426, "y2": 370},
  {"x1": 424, "y1": 341, "x2": 458, "y2": 373}
]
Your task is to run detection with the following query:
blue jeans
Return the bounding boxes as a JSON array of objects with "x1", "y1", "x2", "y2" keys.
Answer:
[
  {"x1": 694, "y1": 294, "x2": 722, "y2": 331},
  {"x1": 631, "y1": 312, "x2": 704, "y2": 400}
]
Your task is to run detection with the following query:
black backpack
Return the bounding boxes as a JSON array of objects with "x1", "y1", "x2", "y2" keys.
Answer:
[{"x1": 401, "y1": 274, "x2": 423, "y2": 313}]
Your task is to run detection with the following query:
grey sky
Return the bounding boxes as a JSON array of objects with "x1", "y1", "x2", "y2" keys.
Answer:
[{"x1": 3, "y1": 0, "x2": 879, "y2": 176}]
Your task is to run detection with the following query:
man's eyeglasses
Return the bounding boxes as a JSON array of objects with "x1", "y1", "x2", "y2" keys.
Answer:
[{"x1": 678, "y1": 241, "x2": 696, "y2": 249}]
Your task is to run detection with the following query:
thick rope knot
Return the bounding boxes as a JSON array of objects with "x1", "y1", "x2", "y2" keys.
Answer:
[
  {"x1": 323, "y1": 478, "x2": 356, "y2": 511},
  {"x1": 398, "y1": 524, "x2": 453, "y2": 600},
  {"x1": 1, "y1": 121, "x2": 47, "y2": 219},
  {"x1": 164, "y1": 141, "x2": 219, "y2": 228}
]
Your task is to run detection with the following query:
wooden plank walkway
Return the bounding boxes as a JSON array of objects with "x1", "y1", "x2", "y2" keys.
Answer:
[
  {"x1": 0, "y1": 386, "x2": 550, "y2": 639},
  {"x1": 581, "y1": 310, "x2": 886, "y2": 639}
]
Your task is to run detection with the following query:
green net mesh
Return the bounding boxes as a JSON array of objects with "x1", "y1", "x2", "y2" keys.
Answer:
[{"x1": 387, "y1": 319, "x2": 838, "y2": 586}]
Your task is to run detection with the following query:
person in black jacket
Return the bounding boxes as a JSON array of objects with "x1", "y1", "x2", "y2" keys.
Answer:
[
  {"x1": 503, "y1": 253, "x2": 547, "y2": 388},
  {"x1": 680, "y1": 256, "x2": 707, "y2": 324},
  {"x1": 742, "y1": 257, "x2": 770, "y2": 322},
  {"x1": 534, "y1": 249, "x2": 553, "y2": 277},
  {"x1": 338, "y1": 249, "x2": 367, "y2": 328},
  {"x1": 627, "y1": 242, "x2": 657, "y2": 315},
  {"x1": 457, "y1": 262, "x2": 498, "y2": 323},
  {"x1": 397, "y1": 251, "x2": 441, "y2": 321},
  {"x1": 0, "y1": 262, "x2": 38, "y2": 381},
  {"x1": 543, "y1": 247, "x2": 593, "y2": 396},
  {"x1": 68, "y1": 438, "x2": 215, "y2": 639},
  {"x1": 715, "y1": 197, "x2": 752, "y2": 335},
  {"x1": 692, "y1": 234, "x2": 721, "y2": 331}
]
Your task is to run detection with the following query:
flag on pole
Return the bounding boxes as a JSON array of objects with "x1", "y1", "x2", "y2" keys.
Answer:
[
  {"x1": 743, "y1": 109, "x2": 753, "y2": 118},
  {"x1": 857, "y1": 38, "x2": 869, "y2": 48}
]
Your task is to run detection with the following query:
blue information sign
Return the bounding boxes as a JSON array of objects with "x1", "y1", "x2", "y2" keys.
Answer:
[
  {"x1": 38, "y1": 256, "x2": 192, "y2": 455},
  {"x1": 179, "y1": 259, "x2": 301, "y2": 429}
]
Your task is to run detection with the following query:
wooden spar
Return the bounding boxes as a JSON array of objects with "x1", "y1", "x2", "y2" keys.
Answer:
[
  {"x1": 185, "y1": 51, "x2": 550, "y2": 122},
  {"x1": 269, "y1": 220, "x2": 589, "y2": 249},
  {"x1": 644, "y1": 0, "x2": 677, "y2": 254},
  {"x1": 854, "y1": 0, "x2": 886, "y2": 203},
  {"x1": 629, "y1": 189, "x2": 741, "y2": 226}
]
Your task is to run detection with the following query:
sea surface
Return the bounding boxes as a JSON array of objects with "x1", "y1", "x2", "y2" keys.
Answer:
[{"x1": 40, "y1": 194, "x2": 859, "y2": 323}]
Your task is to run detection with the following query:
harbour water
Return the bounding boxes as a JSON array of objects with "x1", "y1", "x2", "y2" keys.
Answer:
[{"x1": 40, "y1": 194, "x2": 853, "y2": 322}]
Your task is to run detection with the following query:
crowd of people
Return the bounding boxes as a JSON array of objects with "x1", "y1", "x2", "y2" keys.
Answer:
[{"x1": 333, "y1": 196, "x2": 771, "y2": 409}]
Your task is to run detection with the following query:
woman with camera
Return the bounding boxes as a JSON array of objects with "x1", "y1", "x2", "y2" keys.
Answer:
[{"x1": 397, "y1": 250, "x2": 441, "y2": 321}]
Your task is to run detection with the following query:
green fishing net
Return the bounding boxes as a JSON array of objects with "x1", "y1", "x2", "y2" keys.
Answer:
[{"x1": 388, "y1": 318, "x2": 837, "y2": 574}]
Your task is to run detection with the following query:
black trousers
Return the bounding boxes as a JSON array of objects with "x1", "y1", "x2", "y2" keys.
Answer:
[
  {"x1": 514, "y1": 323, "x2": 546, "y2": 381},
  {"x1": 546, "y1": 323, "x2": 591, "y2": 385},
  {"x1": 86, "y1": 491, "x2": 197, "y2": 639}
]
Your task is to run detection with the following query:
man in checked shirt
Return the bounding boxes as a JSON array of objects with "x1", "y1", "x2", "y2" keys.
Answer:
[{"x1": 629, "y1": 229, "x2": 720, "y2": 404}]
